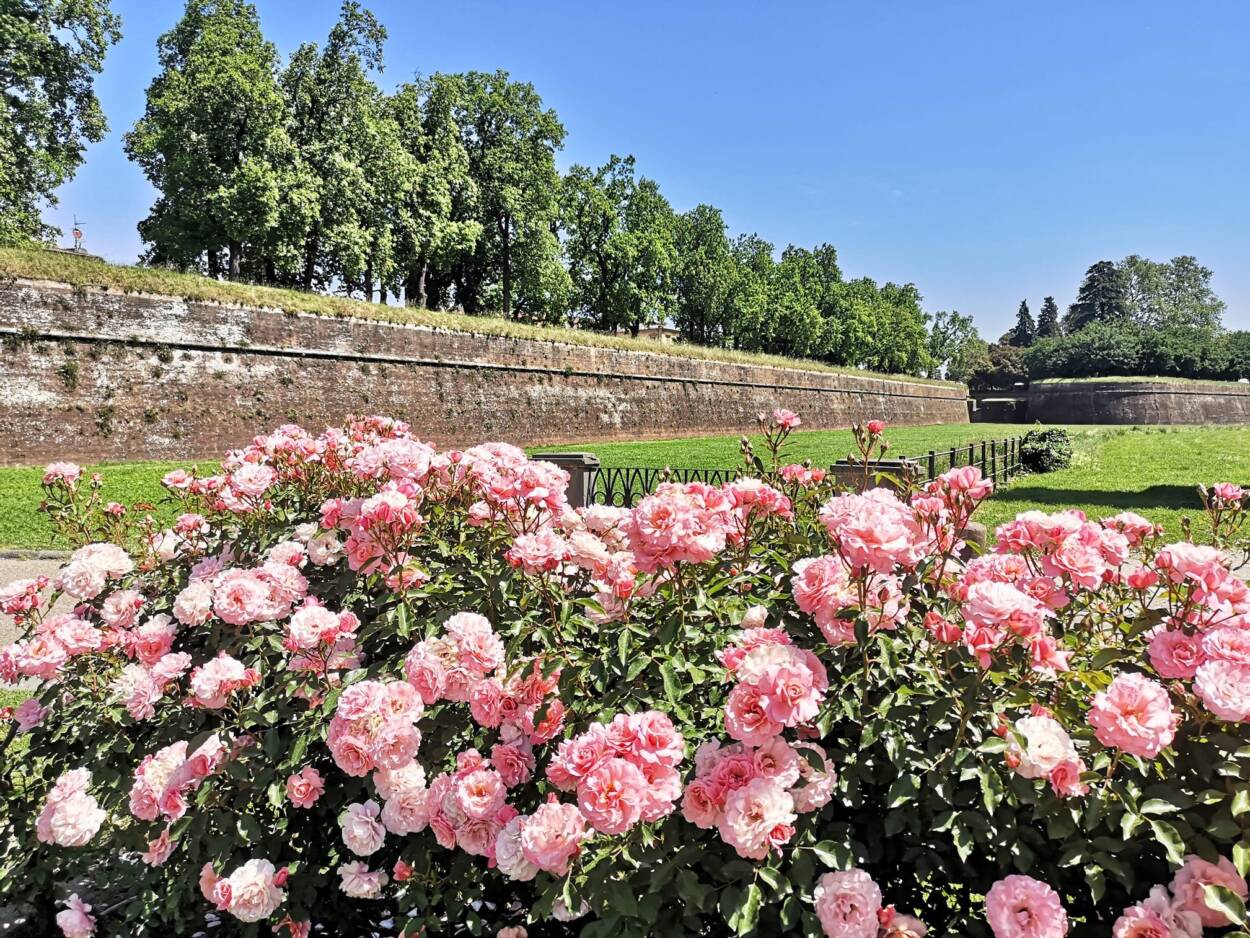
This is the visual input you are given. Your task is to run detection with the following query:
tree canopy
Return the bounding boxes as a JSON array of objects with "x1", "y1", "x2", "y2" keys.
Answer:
[{"x1": 0, "y1": 0, "x2": 121, "y2": 243}]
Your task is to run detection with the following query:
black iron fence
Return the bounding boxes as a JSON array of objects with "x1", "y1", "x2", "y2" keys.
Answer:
[{"x1": 538, "y1": 436, "x2": 1027, "y2": 509}]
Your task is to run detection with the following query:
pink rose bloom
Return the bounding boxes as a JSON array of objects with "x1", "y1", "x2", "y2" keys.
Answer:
[
  {"x1": 495, "y1": 815, "x2": 539, "y2": 882},
  {"x1": 456, "y1": 768, "x2": 507, "y2": 821},
  {"x1": 286, "y1": 766, "x2": 324, "y2": 809},
  {"x1": 506, "y1": 528, "x2": 570, "y2": 574},
  {"x1": 221, "y1": 858, "x2": 285, "y2": 923},
  {"x1": 1006, "y1": 715, "x2": 1077, "y2": 780},
  {"x1": 1088, "y1": 672, "x2": 1178, "y2": 758},
  {"x1": 985, "y1": 875, "x2": 1068, "y2": 938},
  {"x1": 341, "y1": 800, "x2": 386, "y2": 856},
  {"x1": 1171, "y1": 855, "x2": 1249, "y2": 928},
  {"x1": 1195, "y1": 659, "x2": 1250, "y2": 722},
  {"x1": 404, "y1": 642, "x2": 448, "y2": 705},
  {"x1": 498, "y1": 928, "x2": 527, "y2": 938},
  {"x1": 754, "y1": 663, "x2": 820, "y2": 726},
  {"x1": 1047, "y1": 759, "x2": 1089, "y2": 798},
  {"x1": 773, "y1": 408, "x2": 802, "y2": 429},
  {"x1": 140, "y1": 826, "x2": 175, "y2": 867},
  {"x1": 1148, "y1": 629, "x2": 1206, "y2": 680},
  {"x1": 338, "y1": 861, "x2": 388, "y2": 899},
  {"x1": 44, "y1": 461, "x2": 82, "y2": 485},
  {"x1": 381, "y1": 784, "x2": 430, "y2": 835},
  {"x1": 99, "y1": 589, "x2": 143, "y2": 629},
  {"x1": 36, "y1": 770, "x2": 105, "y2": 847},
  {"x1": 680, "y1": 777, "x2": 723, "y2": 829},
  {"x1": 56, "y1": 894, "x2": 96, "y2": 937},
  {"x1": 1113, "y1": 886, "x2": 1200, "y2": 938},
  {"x1": 14, "y1": 697, "x2": 48, "y2": 732},
  {"x1": 962, "y1": 581, "x2": 1049, "y2": 638},
  {"x1": 230, "y1": 463, "x2": 276, "y2": 499},
  {"x1": 717, "y1": 777, "x2": 796, "y2": 860},
  {"x1": 813, "y1": 869, "x2": 882, "y2": 938},
  {"x1": 491, "y1": 741, "x2": 536, "y2": 788},
  {"x1": 54, "y1": 559, "x2": 106, "y2": 601},
  {"x1": 519, "y1": 801, "x2": 586, "y2": 875},
  {"x1": 129, "y1": 615, "x2": 177, "y2": 666},
  {"x1": 724, "y1": 683, "x2": 784, "y2": 744},
  {"x1": 577, "y1": 757, "x2": 647, "y2": 834},
  {"x1": 173, "y1": 580, "x2": 214, "y2": 626}
]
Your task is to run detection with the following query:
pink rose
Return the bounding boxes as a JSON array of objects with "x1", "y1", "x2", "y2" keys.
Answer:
[
  {"x1": 577, "y1": 757, "x2": 646, "y2": 835},
  {"x1": 1171, "y1": 855, "x2": 1249, "y2": 928},
  {"x1": 55, "y1": 894, "x2": 95, "y2": 938},
  {"x1": 985, "y1": 875, "x2": 1068, "y2": 938},
  {"x1": 1148, "y1": 629, "x2": 1206, "y2": 680},
  {"x1": 338, "y1": 861, "x2": 388, "y2": 899},
  {"x1": 286, "y1": 766, "x2": 324, "y2": 809},
  {"x1": 813, "y1": 868, "x2": 882, "y2": 938},
  {"x1": 340, "y1": 800, "x2": 386, "y2": 856},
  {"x1": 455, "y1": 768, "x2": 507, "y2": 821},
  {"x1": 221, "y1": 859, "x2": 285, "y2": 924},
  {"x1": 1088, "y1": 672, "x2": 1178, "y2": 758},
  {"x1": 717, "y1": 777, "x2": 796, "y2": 860},
  {"x1": 519, "y1": 801, "x2": 586, "y2": 875}
]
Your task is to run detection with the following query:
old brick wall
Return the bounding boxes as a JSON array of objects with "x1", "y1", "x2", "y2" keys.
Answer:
[
  {"x1": 0, "y1": 279, "x2": 969, "y2": 466},
  {"x1": 1027, "y1": 381, "x2": 1250, "y2": 425}
]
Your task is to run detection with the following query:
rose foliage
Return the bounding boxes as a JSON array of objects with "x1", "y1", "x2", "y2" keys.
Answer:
[{"x1": 6, "y1": 416, "x2": 1250, "y2": 938}]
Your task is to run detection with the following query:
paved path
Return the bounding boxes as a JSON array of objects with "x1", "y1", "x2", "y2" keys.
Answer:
[{"x1": 0, "y1": 554, "x2": 65, "y2": 647}]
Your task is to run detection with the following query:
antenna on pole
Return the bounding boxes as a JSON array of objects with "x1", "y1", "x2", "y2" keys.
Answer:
[{"x1": 72, "y1": 216, "x2": 86, "y2": 252}]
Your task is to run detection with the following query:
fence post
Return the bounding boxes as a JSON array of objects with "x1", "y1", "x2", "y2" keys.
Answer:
[
  {"x1": 948, "y1": 447, "x2": 957, "y2": 471},
  {"x1": 991, "y1": 440, "x2": 998, "y2": 482},
  {"x1": 530, "y1": 452, "x2": 601, "y2": 508},
  {"x1": 980, "y1": 440, "x2": 987, "y2": 477},
  {"x1": 928, "y1": 451, "x2": 936, "y2": 480}
]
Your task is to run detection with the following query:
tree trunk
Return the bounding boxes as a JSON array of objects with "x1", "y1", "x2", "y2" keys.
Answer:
[
  {"x1": 264, "y1": 257, "x2": 277, "y2": 286},
  {"x1": 364, "y1": 259, "x2": 374, "y2": 303},
  {"x1": 207, "y1": 250, "x2": 221, "y2": 279},
  {"x1": 228, "y1": 241, "x2": 242, "y2": 280},
  {"x1": 301, "y1": 231, "x2": 318, "y2": 291},
  {"x1": 416, "y1": 258, "x2": 428, "y2": 309},
  {"x1": 500, "y1": 214, "x2": 512, "y2": 319}
]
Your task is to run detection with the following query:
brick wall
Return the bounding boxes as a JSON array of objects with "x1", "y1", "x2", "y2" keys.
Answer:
[
  {"x1": 1027, "y1": 380, "x2": 1250, "y2": 425},
  {"x1": 0, "y1": 279, "x2": 969, "y2": 466}
]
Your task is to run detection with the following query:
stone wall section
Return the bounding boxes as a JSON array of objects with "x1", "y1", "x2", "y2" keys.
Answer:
[
  {"x1": 1027, "y1": 381, "x2": 1250, "y2": 425},
  {"x1": 0, "y1": 279, "x2": 969, "y2": 465}
]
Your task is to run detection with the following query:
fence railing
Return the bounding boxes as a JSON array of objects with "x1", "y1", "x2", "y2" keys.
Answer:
[{"x1": 538, "y1": 436, "x2": 1026, "y2": 509}]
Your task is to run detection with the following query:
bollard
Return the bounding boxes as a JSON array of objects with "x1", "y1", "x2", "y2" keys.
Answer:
[{"x1": 530, "y1": 452, "x2": 602, "y2": 509}]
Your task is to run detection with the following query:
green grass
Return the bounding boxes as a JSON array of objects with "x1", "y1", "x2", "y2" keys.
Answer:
[
  {"x1": 1, "y1": 424, "x2": 1243, "y2": 547},
  {"x1": 0, "y1": 460, "x2": 189, "y2": 551},
  {"x1": 535, "y1": 423, "x2": 1029, "y2": 468},
  {"x1": 0, "y1": 689, "x2": 30, "y2": 709},
  {"x1": 978, "y1": 425, "x2": 1250, "y2": 540},
  {"x1": 0, "y1": 246, "x2": 958, "y2": 387}
]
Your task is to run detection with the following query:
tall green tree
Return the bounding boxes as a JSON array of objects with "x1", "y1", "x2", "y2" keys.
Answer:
[
  {"x1": 1065, "y1": 260, "x2": 1128, "y2": 331},
  {"x1": 0, "y1": 0, "x2": 121, "y2": 244},
  {"x1": 672, "y1": 204, "x2": 737, "y2": 346},
  {"x1": 560, "y1": 154, "x2": 677, "y2": 334},
  {"x1": 432, "y1": 70, "x2": 567, "y2": 320},
  {"x1": 1120, "y1": 254, "x2": 1225, "y2": 331},
  {"x1": 125, "y1": 0, "x2": 293, "y2": 278},
  {"x1": 1036, "y1": 295, "x2": 1062, "y2": 338},
  {"x1": 386, "y1": 80, "x2": 480, "y2": 308},
  {"x1": 1004, "y1": 299, "x2": 1036, "y2": 346},
  {"x1": 723, "y1": 234, "x2": 776, "y2": 351},
  {"x1": 281, "y1": 2, "x2": 405, "y2": 294},
  {"x1": 927, "y1": 310, "x2": 985, "y2": 381}
]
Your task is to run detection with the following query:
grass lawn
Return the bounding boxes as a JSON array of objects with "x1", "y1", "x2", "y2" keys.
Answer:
[
  {"x1": 0, "y1": 460, "x2": 190, "y2": 551},
  {"x1": 0, "y1": 423, "x2": 1244, "y2": 547}
]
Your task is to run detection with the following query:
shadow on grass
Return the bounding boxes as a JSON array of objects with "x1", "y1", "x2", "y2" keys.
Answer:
[{"x1": 992, "y1": 484, "x2": 1202, "y2": 511}]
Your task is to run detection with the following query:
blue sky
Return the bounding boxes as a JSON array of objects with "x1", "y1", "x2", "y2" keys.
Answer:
[{"x1": 46, "y1": 0, "x2": 1250, "y2": 337}]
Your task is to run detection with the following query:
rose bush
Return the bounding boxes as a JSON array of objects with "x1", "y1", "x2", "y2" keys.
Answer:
[{"x1": 4, "y1": 414, "x2": 1250, "y2": 937}]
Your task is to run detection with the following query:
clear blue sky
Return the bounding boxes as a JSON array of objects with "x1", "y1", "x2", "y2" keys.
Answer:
[{"x1": 45, "y1": 0, "x2": 1250, "y2": 338}]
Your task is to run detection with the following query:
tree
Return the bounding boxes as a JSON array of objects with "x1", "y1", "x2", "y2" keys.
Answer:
[
  {"x1": 722, "y1": 233, "x2": 775, "y2": 350},
  {"x1": 384, "y1": 80, "x2": 479, "y2": 308},
  {"x1": 1120, "y1": 254, "x2": 1225, "y2": 331},
  {"x1": 1004, "y1": 299, "x2": 1035, "y2": 347},
  {"x1": 1065, "y1": 260, "x2": 1128, "y2": 331},
  {"x1": 560, "y1": 155, "x2": 677, "y2": 334},
  {"x1": 281, "y1": 2, "x2": 408, "y2": 295},
  {"x1": 969, "y1": 342, "x2": 1028, "y2": 391},
  {"x1": 432, "y1": 70, "x2": 567, "y2": 320},
  {"x1": 927, "y1": 310, "x2": 985, "y2": 381},
  {"x1": 0, "y1": 0, "x2": 121, "y2": 244},
  {"x1": 671, "y1": 204, "x2": 737, "y2": 346},
  {"x1": 1036, "y1": 295, "x2": 1061, "y2": 338},
  {"x1": 125, "y1": 0, "x2": 293, "y2": 278}
]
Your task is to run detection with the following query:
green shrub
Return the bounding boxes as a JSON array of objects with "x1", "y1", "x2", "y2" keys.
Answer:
[{"x1": 1020, "y1": 426, "x2": 1073, "y2": 472}]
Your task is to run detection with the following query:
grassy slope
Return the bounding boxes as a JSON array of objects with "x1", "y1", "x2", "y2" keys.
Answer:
[{"x1": 0, "y1": 247, "x2": 956, "y2": 387}]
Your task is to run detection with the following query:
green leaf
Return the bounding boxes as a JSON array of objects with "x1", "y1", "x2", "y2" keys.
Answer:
[
  {"x1": 1234, "y1": 788, "x2": 1250, "y2": 818},
  {"x1": 1235, "y1": 841, "x2": 1250, "y2": 878},
  {"x1": 1149, "y1": 819, "x2": 1188, "y2": 866},
  {"x1": 811, "y1": 840, "x2": 846, "y2": 869},
  {"x1": 1203, "y1": 883, "x2": 1249, "y2": 927},
  {"x1": 725, "y1": 883, "x2": 762, "y2": 935}
]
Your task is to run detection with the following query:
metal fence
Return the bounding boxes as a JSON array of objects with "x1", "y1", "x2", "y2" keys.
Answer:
[{"x1": 580, "y1": 436, "x2": 1026, "y2": 508}]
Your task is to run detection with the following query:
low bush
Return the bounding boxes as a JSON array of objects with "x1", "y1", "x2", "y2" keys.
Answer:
[
  {"x1": 1020, "y1": 427, "x2": 1074, "y2": 473},
  {"x1": 4, "y1": 415, "x2": 1250, "y2": 938},
  {"x1": 1024, "y1": 321, "x2": 1250, "y2": 382}
]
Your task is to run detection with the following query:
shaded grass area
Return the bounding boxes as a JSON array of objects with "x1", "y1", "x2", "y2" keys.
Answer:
[
  {"x1": 0, "y1": 689, "x2": 30, "y2": 708},
  {"x1": 0, "y1": 247, "x2": 957, "y2": 386},
  {"x1": 0, "y1": 460, "x2": 188, "y2": 551}
]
